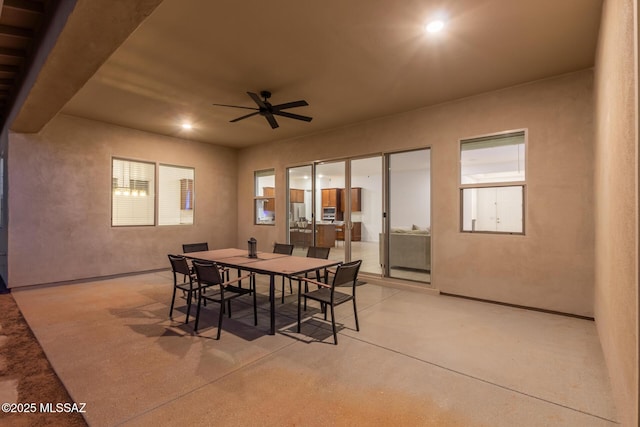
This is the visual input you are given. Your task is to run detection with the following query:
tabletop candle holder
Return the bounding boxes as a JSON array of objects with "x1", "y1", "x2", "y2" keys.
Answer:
[{"x1": 248, "y1": 237, "x2": 257, "y2": 258}]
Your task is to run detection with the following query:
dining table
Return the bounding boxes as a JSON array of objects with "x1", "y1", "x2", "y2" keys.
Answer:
[{"x1": 182, "y1": 248, "x2": 342, "y2": 335}]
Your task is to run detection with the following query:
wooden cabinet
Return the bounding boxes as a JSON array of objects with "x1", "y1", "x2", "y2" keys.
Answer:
[
  {"x1": 340, "y1": 187, "x2": 362, "y2": 212},
  {"x1": 352, "y1": 221, "x2": 362, "y2": 241},
  {"x1": 290, "y1": 226, "x2": 312, "y2": 247},
  {"x1": 321, "y1": 188, "x2": 340, "y2": 207},
  {"x1": 336, "y1": 222, "x2": 361, "y2": 241},
  {"x1": 316, "y1": 224, "x2": 336, "y2": 248},
  {"x1": 289, "y1": 188, "x2": 304, "y2": 203},
  {"x1": 263, "y1": 187, "x2": 275, "y2": 212}
]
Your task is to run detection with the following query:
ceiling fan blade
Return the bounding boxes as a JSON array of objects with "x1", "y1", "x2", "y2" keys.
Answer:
[
  {"x1": 230, "y1": 111, "x2": 260, "y2": 122},
  {"x1": 264, "y1": 113, "x2": 279, "y2": 129},
  {"x1": 271, "y1": 100, "x2": 308, "y2": 111},
  {"x1": 247, "y1": 92, "x2": 268, "y2": 109},
  {"x1": 212, "y1": 103, "x2": 258, "y2": 111},
  {"x1": 272, "y1": 110, "x2": 313, "y2": 122}
]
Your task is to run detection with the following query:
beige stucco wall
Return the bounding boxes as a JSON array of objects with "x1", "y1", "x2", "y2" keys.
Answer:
[
  {"x1": 594, "y1": 0, "x2": 639, "y2": 425},
  {"x1": 238, "y1": 70, "x2": 595, "y2": 316},
  {"x1": 8, "y1": 114, "x2": 238, "y2": 287}
]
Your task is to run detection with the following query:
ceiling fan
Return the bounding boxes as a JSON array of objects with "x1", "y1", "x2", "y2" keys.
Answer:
[{"x1": 212, "y1": 91, "x2": 312, "y2": 129}]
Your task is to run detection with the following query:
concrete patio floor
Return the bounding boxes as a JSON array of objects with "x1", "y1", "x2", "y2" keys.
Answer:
[{"x1": 11, "y1": 271, "x2": 618, "y2": 426}]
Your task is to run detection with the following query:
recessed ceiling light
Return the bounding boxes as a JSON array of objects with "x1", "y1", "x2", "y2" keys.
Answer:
[
  {"x1": 181, "y1": 123, "x2": 193, "y2": 130},
  {"x1": 425, "y1": 20, "x2": 445, "y2": 33}
]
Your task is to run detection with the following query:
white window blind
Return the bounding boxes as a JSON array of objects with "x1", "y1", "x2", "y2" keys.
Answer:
[
  {"x1": 112, "y1": 158, "x2": 155, "y2": 226},
  {"x1": 158, "y1": 164, "x2": 195, "y2": 225},
  {"x1": 461, "y1": 131, "x2": 525, "y2": 184}
]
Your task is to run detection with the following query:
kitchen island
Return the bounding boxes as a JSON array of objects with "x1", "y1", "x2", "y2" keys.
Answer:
[{"x1": 289, "y1": 223, "x2": 336, "y2": 248}]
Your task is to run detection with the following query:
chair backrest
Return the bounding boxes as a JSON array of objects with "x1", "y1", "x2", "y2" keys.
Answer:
[
  {"x1": 192, "y1": 260, "x2": 223, "y2": 286},
  {"x1": 182, "y1": 242, "x2": 209, "y2": 253},
  {"x1": 331, "y1": 260, "x2": 362, "y2": 290},
  {"x1": 273, "y1": 243, "x2": 294, "y2": 255},
  {"x1": 307, "y1": 246, "x2": 330, "y2": 259},
  {"x1": 168, "y1": 254, "x2": 191, "y2": 276}
]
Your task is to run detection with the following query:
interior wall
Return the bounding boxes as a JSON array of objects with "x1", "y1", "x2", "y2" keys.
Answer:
[
  {"x1": 238, "y1": 69, "x2": 595, "y2": 316},
  {"x1": 8, "y1": 114, "x2": 238, "y2": 287},
  {"x1": 593, "y1": 0, "x2": 639, "y2": 425}
]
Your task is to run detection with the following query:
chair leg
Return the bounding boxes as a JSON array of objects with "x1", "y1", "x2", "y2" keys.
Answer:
[
  {"x1": 194, "y1": 293, "x2": 203, "y2": 332},
  {"x1": 227, "y1": 300, "x2": 232, "y2": 318},
  {"x1": 330, "y1": 304, "x2": 337, "y2": 345},
  {"x1": 185, "y1": 290, "x2": 192, "y2": 324},
  {"x1": 217, "y1": 301, "x2": 224, "y2": 340},
  {"x1": 169, "y1": 287, "x2": 177, "y2": 319},
  {"x1": 353, "y1": 298, "x2": 359, "y2": 331}
]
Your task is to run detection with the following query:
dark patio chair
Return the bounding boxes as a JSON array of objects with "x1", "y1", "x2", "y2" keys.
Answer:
[
  {"x1": 273, "y1": 243, "x2": 294, "y2": 303},
  {"x1": 182, "y1": 241, "x2": 229, "y2": 281},
  {"x1": 182, "y1": 242, "x2": 209, "y2": 253},
  {"x1": 168, "y1": 254, "x2": 201, "y2": 324},
  {"x1": 296, "y1": 259, "x2": 362, "y2": 345},
  {"x1": 288, "y1": 246, "x2": 331, "y2": 299},
  {"x1": 193, "y1": 260, "x2": 257, "y2": 339}
]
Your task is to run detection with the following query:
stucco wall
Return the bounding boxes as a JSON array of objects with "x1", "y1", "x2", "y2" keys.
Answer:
[
  {"x1": 8, "y1": 114, "x2": 238, "y2": 287},
  {"x1": 238, "y1": 70, "x2": 595, "y2": 316},
  {"x1": 594, "y1": 0, "x2": 639, "y2": 425}
]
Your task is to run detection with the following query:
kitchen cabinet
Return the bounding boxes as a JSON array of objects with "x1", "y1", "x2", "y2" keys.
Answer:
[
  {"x1": 336, "y1": 221, "x2": 361, "y2": 242},
  {"x1": 289, "y1": 188, "x2": 304, "y2": 203},
  {"x1": 263, "y1": 187, "x2": 275, "y2": 212},
  {"x1": 340, "y1": 187, "x2": 362, "y2": 212},
  {"x1": 316, "y1": 224, "x2": 336, "y2": 248},
  {"x1": 290, "y1": 225, "x2": 312, "y2": 247},
  {"x1": 352, "y1": 221, "x2": 362, "y2": 241},
  {"x1": 321, "y1": 188, "x2": 340, "y2": 208}
]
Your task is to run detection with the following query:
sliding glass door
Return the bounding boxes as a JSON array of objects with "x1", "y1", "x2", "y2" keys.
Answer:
[
  {"x1": 386, "y1": 149, "x2": 431, "y2": 283},
  {"x1": 349, "y1": 156, "x2": 383, "y2": 275},
  {"x1": 286, "y1": 149, "x2": 430, "y2": 285}
]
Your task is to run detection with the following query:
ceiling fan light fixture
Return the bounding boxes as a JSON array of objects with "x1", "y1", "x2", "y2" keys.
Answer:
[{"x1": 212, "y1": 91, "x2": 312, "y2": 129}]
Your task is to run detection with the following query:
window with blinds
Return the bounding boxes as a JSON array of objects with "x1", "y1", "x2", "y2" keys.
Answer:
[
  {"x1": 460, "y1": 130, "x2": 526, "y2": 234},
  {"x1": 112, "y1": 158, "x2": 155, "y2": 226},
  {"x1": 158, "y1": 164, "x2": 195, "y2": 225}
]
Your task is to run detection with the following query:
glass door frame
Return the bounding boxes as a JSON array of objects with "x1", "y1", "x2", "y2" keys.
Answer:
[{"x1": 383, "y1": 147, "x2": 432, "y2": 284}]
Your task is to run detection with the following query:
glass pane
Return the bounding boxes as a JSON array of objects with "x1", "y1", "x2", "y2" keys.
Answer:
[
  {"x1": 255, "y1": 169, "x2": 275, "y2": 196},
  {"x1": 315, "y1": 161, "x2": 345, "y2": 264},
  {"x1": 461, "y1": 131, "x2": 525, "y2": 184},
  {"x1": 287, "y1": 165, "x2": 313, "y2": 256},
  {"x1": 158, "y1": 165, "x2": 194, "y2": 225},
  {"x1": 462, "y1": 186, "x2": 523, "y2": 233},
  {"x1": 350, "y1": 156, "x2": 382, "y2": 275},
  {"x1": 112, "y1": 158, "x2": 155, "y2": 226},
  {"x1": 388, "y1": 149, "x2": 431, "y2": 283},
  {"x1": 255, "y1": 169, "x2": 275, "y2": 225}
]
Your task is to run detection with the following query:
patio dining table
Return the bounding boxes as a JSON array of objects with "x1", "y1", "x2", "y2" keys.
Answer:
[{"x1": 183, "y1": 248, "x2": 342, "y2": 335}]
